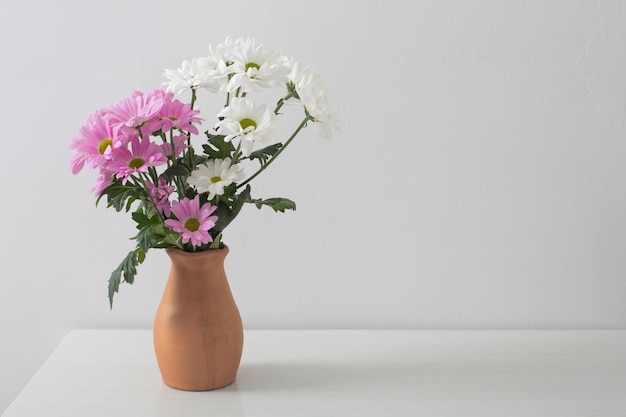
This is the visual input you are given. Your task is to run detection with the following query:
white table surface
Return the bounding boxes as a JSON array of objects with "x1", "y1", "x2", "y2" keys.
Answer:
[{"x1": 3, "y1": 329, "x2": 626, "y2": 417}]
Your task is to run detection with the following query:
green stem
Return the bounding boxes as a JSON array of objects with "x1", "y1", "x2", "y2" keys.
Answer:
[
  {"x1": 162, "y1": 132, "x2": 172, "y2": 169},
  {"x1": 132, "y1": 174, "x2": 153, "y2": 212},
  {"x1": 138, "y1": 172, "x2": 151, "y2": 190},
  {"x1": 190, "y1": 89, "x2": 197, "y2": 110},
  {"x1": 186, "y1": 133, "x2": 193, "y2": 168},
  {"x1": 232, "y1": 142, "x2": 243, "y2": 164},
  {"x1": 224, "y1": 73, "x2": 234, "y2": 107},
  {"x1": 237, "y1": 116, "x2": 311, "y2": 189},
  {"x1": 175, "y1": 175, "x2": 186, "y2": 199},
  {"x1": 186, "y1": 92, "x2": 196, "y2": 169},
  {"x1": 274, "y1": 92, "x2": 294, "y2": 115},
  {"x1": 148, "y1": 167, "x2": 158, "y2": 184}
]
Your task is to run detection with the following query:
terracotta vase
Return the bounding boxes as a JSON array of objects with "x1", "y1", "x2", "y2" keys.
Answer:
[{"x1": 153, "y1": 246, "x2": 243, "y2": 391}]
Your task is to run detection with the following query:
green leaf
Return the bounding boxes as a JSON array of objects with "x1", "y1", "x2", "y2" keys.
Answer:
[
  {"x1": 209, "y1": 232, "x2": 223, "y2": 249},
  {"x1": 160, "y1": 163, "x2": 190, "y2": 181},
  {"x1": 131, "y1": 211, "x2": 160, "y2": 230},
  {"x1": 108, "y1": 250, "x2": 139, "y2": 309},
  {"x1": 213, "y1": 185, "x2": 251, "y2": 234},
  {"x1": 193, "y1": 154, "x2": 208, "y2": 166},
  {"x1": 131, "y1": 211, "x2": 151, "y2": 229},
  {"x1": 233, "y1": 185, "x2": 251, "y2": 217},
  {"x1": 96, "y1": 181, "x2": 141, "y2": 212},
  {"x1": 161, "y1": 233, "x2": 182, "y2": 248},
  {"x1": 137, "y1": 247, "x2": 146, "y2": 264},
  {"x1": 135, "y1": 223, "x2": 165, "y2": 253},
  {"x1": 249, "y1": 143, "x2": 283, "y2": 165},
  {"x1": 202, "y1": 134, "x2": 235, "y2": 159},
  {"x1": 182, "y1": 187, "x2": 196, "y2": 199},
  {"x1": 221, "y1": 183, "x2": 237, "y2": 198},
  {"x1": 269, "y1": 198, "x2": 297, "y2": 212},
  {"x1": 125, "y1": 196, "x2": 136, "y2": 213},
  {"x1": 250, "y1": 197, "x2": 297, "y2": 213},
  {"x1": 101, "y1": 184, "x2": 143, "y2": 212}
]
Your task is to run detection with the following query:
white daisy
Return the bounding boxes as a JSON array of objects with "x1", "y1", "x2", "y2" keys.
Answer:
[
  {"x1": 286, "y1": 59, "x2": 338, "y2": 139},
  {"x1": 226, "y1": 38, "x2": 290, "y2": 93},
  {"x1": 209, "y1": 37, "x2": 237, "y2": 67},
  {"x1": 187, "y1": 158, "x2": 245, "y2": 200},
  {"x1": 194, "y1": 38, "x2": 237, "y2": 92},
  {"x1": 163, "y1": 57, "x2": 222, "y2": 94},
  {"x1": 285, "y1": 58, "x2": 312, "y2": 95},
  {"x1": 215, "y1": 97, "x2": 276, "y2": 156}
]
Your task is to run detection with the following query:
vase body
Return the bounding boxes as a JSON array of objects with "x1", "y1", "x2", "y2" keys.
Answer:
[{"x1": 153, "y1": 246, "x2": 243, "y2": 391}]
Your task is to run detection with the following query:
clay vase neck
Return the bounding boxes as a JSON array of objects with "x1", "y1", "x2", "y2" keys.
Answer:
[{"x1": 153, "y1": 246, "x2": 243, "y2": 391}]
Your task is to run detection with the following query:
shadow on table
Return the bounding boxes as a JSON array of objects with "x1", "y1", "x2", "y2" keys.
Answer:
[{"x1": 229, "y1": 361, "x2": 421, "y2": 392}]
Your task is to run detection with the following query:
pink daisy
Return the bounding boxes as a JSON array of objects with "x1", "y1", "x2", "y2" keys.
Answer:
[
  {"x1": 158, "y1": 94, "x2": 202, "y2": 135},
  {"x1": 160, "y1": 133, "x2": 188, "y2": 158},
  {"x1": 92, "y1": 168, "x2": 114, "y2": 196},
  {"x1": 146, "y1": 178, "x2": 175, "y2": 216},
  {"x1": 105, "y1": 90, "x2": 164, "y2": 138},
  {"x1": 108, "y1": 137, "x2": 167, "y2": 184},
  {"x1": 164, "y1": 196, "x2": 218, "y2": 247},
  {"x1": 69, "y1": 111, "x2": 122, "y2": 174}
]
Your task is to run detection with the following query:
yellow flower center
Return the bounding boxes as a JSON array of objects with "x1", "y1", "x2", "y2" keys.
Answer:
[
  {"x1": 128, "y1": 158, "x2": 146, "y2": 169},
  {"x1": 211, "y1": 176, "x2": 222, "y2": 183},
  {"x1": 240, "y1": 118, "x2": 257, "y2": 131},
  {"x1": 184, "y1": 217, "x2": 200, "y2": 232},
  {"x1": 245, "y1": 62, "x2": 260, "y2": 72},
  {"x1": 98, "y1": 138, "x2": 112, "y2": 154}
]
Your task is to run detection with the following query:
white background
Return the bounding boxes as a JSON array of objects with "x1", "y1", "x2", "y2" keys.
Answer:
[{"x1": 1, "y1": 0, "x2": 626, "y2": 412}]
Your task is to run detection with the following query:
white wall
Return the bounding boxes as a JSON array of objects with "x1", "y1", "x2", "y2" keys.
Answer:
[{"x1": 2, "y1": 0, "x2": 626, "y2": 412}]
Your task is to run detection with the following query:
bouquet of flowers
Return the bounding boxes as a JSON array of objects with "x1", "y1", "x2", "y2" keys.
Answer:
[{"x1": 70, "y1": 38, "x2": 336, "y2": 306}]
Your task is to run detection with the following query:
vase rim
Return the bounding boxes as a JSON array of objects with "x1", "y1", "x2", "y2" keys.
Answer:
[{"x1": 165, "y1": 245, "x2": 229, "y2": 257}]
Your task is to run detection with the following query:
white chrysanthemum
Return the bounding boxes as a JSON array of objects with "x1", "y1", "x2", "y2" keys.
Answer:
[
  {"x1": 215, "y1": 97, "x2": 276, "y2": 156},
  {"x1": 286, "y1": 59, "x2": 338, "y2": 139},
  {"x1": 194, "y1": 39, "x2": 238, "y2": 92},
  {"x1": 285, "y1": 58, "x2": 312, "y2": 93},
  {"x1": 210, "y1": 37, "x2": 238, "y2": 66},
  {"x1": 226, "y1": 38, "x2": 290, "y2": 93},
  {"x1": 187, "y1": 158, "x2": 245, "y2": 200},
  {"x1": 163, "y1": 58, "x2": 222, "y2": 94}
]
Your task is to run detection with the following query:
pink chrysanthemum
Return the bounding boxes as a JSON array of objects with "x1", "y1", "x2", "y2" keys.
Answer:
[
  {"x1": 107, "y1": 137, "x2": 167, "y2": 185},
  {"x1": 146, "y1": 178, "x2": 175, "y2": 216},
  {"x1": 69, "y1": 111, "x2": 122, "y2": 174},
  {"x1": 105, "y1": 90, "x2": 164, "y2": 138},
  {"x1": 158, "y1": 94, "x2": 202, "y2": 134},
  {"x1": 160, "y1": 133, "x2": 188, "y2": 158},
  {"x1": 164, "y1": 196, "x2": 218, "y2": 247},
  {"x1": 92, "y1": 168, "x2": 114, "y2": 196}
]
